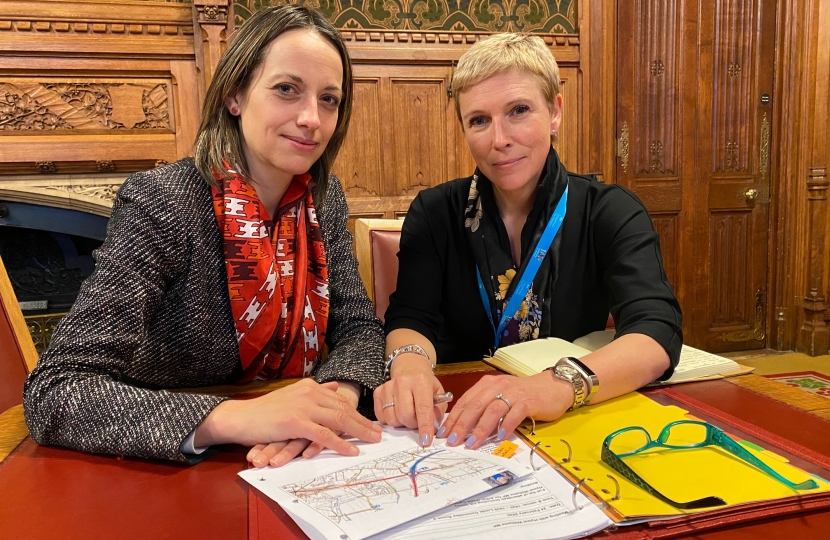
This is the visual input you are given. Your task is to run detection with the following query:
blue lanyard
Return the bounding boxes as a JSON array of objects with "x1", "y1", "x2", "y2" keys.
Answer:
[{"x1": 477, "y1": 183, "x2": 569, "y2": 349}]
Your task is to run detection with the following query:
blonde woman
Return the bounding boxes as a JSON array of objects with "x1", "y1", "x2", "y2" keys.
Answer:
[
  {"x1": 24, "y1": 6, "x2": 384, "y2": 467},
  {"x1": 377, "y1": 34, "x2": 682, "y2": 450}
]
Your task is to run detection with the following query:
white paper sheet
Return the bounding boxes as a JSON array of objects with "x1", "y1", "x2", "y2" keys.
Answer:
[{"x1": 239, "y1": 426, "x2": 529, "y2": 540}]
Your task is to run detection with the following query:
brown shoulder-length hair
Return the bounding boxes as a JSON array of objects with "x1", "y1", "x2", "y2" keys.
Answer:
[{"x1": 193, "y1": 5, "x2": 353, "y2": 207}]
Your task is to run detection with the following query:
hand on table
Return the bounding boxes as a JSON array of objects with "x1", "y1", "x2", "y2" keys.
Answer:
[
  {"x1": 373, "y1": 355, "x2": 447, "y2": 447},
  {"x1": 194, "y1": 378, "x2": 381, "y2": 468},
  {"x1": 437, "y1": 372, "x2": 573, "y2": 450}
]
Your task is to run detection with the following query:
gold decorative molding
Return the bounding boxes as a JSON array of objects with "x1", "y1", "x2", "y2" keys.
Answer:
[
  {"x1": 718, "y1": 288, "x2": 766, "y2": 342},
  {"x1": 759, "y1": 112, "x2": 770, "y2": 178},
  {"x1": 728, "y1": 63, "x2": 742, "y2": 77},
  {"x1": 25, "y1": 313, "x2": 67, "y2": 354},
  {"x1": 619, "y1": 121, "x2": 629, "y2": 173},
  {"x1": 0, "y1": 80, "x2": 172, "y2": 132}
]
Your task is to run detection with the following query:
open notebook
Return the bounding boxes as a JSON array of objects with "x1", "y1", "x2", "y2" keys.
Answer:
[{"x1": 484, "y1": 330, "x2": 753, "y2": 384}]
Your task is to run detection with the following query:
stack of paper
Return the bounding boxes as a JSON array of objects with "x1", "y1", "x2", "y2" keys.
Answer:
[{"x1": 239, "y1": 425, "x2": 612, "y2": 540}]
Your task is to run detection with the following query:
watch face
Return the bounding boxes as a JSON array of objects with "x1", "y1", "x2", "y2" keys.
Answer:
[{"x1": 555, "y1": 364, "x2": 579, "y2": 380}]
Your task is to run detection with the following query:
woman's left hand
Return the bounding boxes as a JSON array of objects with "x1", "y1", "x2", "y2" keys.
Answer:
[
  {"x1": 247, "y1": 380, "x2": 363, "y2": 468},
  {"x1": 438, "y1": 372, "x2": 573, "y2": 450}
]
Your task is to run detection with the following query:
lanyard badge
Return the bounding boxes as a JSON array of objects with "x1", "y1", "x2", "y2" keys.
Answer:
[{"x1": 477, "y1": 183, "x2": 569, "y2": 349}]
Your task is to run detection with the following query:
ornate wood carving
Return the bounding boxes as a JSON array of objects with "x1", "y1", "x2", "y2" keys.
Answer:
[
  {"x1": 0, "y1": 0, "x2": 195, "y2": 59},
  {"x1": 631, "y1": 1, "x2": 678, "y2": 177},
  {"x1": 0, "y1": 80, "x2": 172, "y2": 131},
  {"x1": 41, "y1": 184, "x2": 121, "y2": 203},
  {"x1": 798, "y1": 168, "x2": 830, "y2": 354},
  {"x1": 650, "y1": 60, "x2": 665, "y2": 76},
  {"x1": 193, "y1": 0, "x2": 231, "y2": 97},
  {"x1": 712, "y1": 0, "x2": 756, "y2": 174},
  {"x1": 36, "y1": 162, "x2": 56, "y2": 174}
]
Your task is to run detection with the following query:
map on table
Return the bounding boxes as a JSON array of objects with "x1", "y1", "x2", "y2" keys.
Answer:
[{"x1": 281, "y1": 446, "x2": 512, "y2": 525}]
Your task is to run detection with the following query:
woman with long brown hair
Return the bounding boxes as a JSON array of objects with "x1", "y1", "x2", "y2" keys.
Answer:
[{"x1": 24, "y1": 5, "x2": 384, "y2": 467}]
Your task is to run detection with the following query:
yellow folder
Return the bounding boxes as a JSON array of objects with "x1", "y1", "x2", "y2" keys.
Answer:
[{"x1": 517, "y1": 392, "x2": 830, "y2": 521}]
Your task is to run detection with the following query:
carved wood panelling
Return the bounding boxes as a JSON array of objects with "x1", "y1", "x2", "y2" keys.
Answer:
[
  {"x1": 712, "y1": 0, "x2": 757, "y2": 174},
  {"x1": 333, "y1": 79, "x2": 383, "y2": 197},
  {"x1": 554, "y1": 69, "x2": 577, "y2": 170},
  {"x1": 651, "y1": 214, "x2": 678, "y2": 292},
  {"x1": 0, "y1": 20, "x2": 192, "y2": 37},
  {"x1": 0, "y1": 80, "x2": 173, "y2": 132},
  {"x1": 390, "y1": 79, "x2": 448, "y2": 196},
  {"x1": 709, "y1": 211, "x2": 751, "y2": 325},
  {"x1": 633, "y1": 0, "x2": 678, "y2": 177},
  {"x1": 0, "y1": 1, "x2": 195, "y2": 57}
]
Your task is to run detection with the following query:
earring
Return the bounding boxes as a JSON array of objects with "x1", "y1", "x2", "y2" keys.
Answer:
[{"x1": 230, "y1": 106, "x2": 239, "y2": 115}]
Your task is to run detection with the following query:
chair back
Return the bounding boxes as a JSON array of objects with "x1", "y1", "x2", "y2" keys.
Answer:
[
  {"x1": 0, "y1": 256, "x2": 38, "y2": 412},
  {"x1": 354, "y1": 219, "x2": 404, "y2": 323}
]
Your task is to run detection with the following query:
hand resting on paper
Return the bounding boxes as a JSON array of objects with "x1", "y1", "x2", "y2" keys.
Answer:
[
  {"x1": 193, "y1": 378, "x2": 381, "y2": 467},
  {"x1": 441, "y1": 333, "x2": 672, "y2": 449}
]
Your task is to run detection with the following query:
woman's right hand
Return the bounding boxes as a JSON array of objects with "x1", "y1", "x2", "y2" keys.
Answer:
[{"x1": 194, "y1": 379, "x2": 382, "y2": 464}]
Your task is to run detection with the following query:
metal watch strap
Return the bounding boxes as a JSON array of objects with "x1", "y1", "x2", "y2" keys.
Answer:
[
  {"x1": 552, "y1": 364, "x2": 586, "y2": 411},
  {"x1": 384, "y1": 344, "x2": 433, "y2": 380},
  {"x1": 560, "y1": 357, "x2": 599, "y2": 405}
]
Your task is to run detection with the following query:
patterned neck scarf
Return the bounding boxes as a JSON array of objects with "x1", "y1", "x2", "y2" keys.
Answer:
[
  {"x1": 211, "y1": 167, "x2": 329, "y2": 382},
  {"x1": 464, "y1": 148, "x2": 568, "y2": 348}
]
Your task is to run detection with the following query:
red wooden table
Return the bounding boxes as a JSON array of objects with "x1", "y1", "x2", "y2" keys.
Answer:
[{"x1": 2, "y1": 367, "x2": 829, "y2": 539}]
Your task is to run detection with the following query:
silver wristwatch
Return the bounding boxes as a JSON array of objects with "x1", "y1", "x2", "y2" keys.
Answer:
[
  {"x1": 384, "y1": 344, "x2": 434, "y2": 380},
  {"x1": 546, "y1": 357, "x2": 599, "y2": 411}
]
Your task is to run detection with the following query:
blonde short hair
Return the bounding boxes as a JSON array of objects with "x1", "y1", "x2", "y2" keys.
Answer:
[{"x1": 452, "y1": 33, "x2": 561, "y2": 125}]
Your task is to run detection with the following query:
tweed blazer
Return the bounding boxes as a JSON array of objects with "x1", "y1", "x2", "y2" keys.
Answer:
[{"x1": 23, "y1": 159, "x2": 385, "y2": 462}]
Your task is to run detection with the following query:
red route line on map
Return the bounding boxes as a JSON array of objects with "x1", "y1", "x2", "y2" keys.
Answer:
[{"x1": 290, "y1": 472, "x2": 413, "y2": 495}]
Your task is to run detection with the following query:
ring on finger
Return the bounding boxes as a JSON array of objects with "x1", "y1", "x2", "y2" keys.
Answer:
[
  {"x1": 382, "y1": 402, "x2": 395, "y2": 410},
  {"x1": 494, "y1": 393, "x2": 512, "y2": 410}
]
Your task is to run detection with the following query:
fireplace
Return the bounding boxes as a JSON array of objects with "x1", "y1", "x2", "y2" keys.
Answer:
[{"x1": 0, "y1": 180, "x2": 118, "y2": 353}]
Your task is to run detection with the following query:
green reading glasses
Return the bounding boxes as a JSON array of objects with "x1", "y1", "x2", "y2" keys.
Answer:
[{"x1": 601, "y1": 420, "x2": 819, "y2": 510}]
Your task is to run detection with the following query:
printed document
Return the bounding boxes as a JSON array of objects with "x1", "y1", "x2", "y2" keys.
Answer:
[{"x1": 240, "y1": 425, "x2": 611, "y2": 540}]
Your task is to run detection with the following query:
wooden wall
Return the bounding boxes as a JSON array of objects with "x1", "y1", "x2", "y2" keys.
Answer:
[
  {"x1": 580, "y1": 0, "x2": 830, "y2": 355},
  {"x1": 1, "y1": 0, "x2": 828, "y2": 355}
]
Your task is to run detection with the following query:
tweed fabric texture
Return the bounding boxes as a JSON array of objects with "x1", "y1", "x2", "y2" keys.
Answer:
[{"x1": 23, "y1": 159, "x2": 385, "y2": 462}]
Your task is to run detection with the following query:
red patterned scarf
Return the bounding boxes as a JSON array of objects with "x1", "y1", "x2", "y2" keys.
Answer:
[{"x1": 211, "y1": 167, "x2": 329, "y2": 382}]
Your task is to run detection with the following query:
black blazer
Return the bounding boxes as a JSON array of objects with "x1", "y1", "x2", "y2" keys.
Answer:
[{"x1": 23, "y1": 159, "x2": 384, "y2": 461}]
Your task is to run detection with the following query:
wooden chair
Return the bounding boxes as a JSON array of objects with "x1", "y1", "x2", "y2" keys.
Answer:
[
  {"x1": 0, "y1": 256, "x2": 39, "y2": 413},
  {"x1": 354, "y1": 219, "x2": 404, "y2": 323}
]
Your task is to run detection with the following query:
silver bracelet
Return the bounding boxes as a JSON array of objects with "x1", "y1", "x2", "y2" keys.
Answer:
[{"x1": 384, "y1": 344, "x2": 434, "y2": 380}]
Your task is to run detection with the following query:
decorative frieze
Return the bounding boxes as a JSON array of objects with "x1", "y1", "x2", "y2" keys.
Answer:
[
  {"x1": 0, "y1": 19, "x2": 192, "y2": 36},
  {"x1": 0, "y1": 80, "x2": 171, "y2": 132}
]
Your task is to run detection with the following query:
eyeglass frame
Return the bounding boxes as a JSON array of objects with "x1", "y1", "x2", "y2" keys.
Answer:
[{"x1": 601, "y1": 420, "x2": 818, "y2": 510}]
